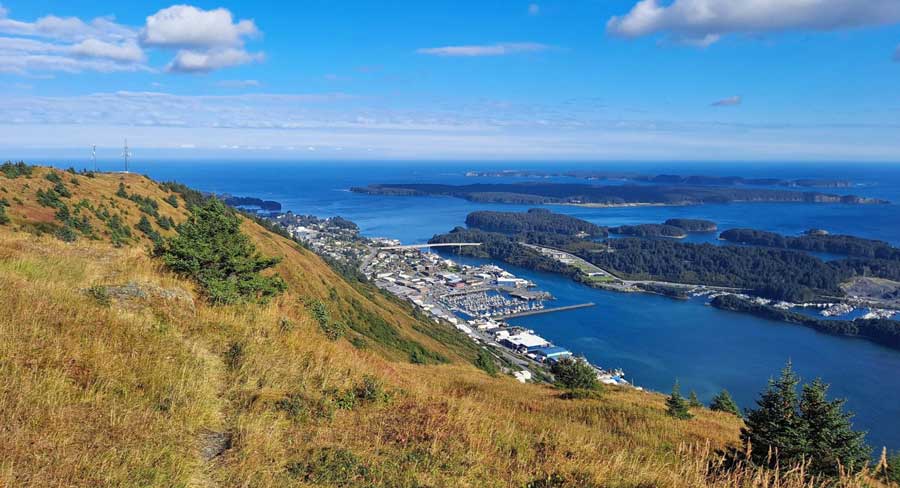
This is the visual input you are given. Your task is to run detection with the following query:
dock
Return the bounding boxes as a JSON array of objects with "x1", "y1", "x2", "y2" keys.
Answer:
[{"x1": 494, "y1": 302, "x2": 595, "y2": 319}]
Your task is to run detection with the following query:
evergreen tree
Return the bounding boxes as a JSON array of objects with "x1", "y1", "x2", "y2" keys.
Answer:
[
  {"x1": 799, "y1": 378, "x2": 870, "y2": 476},
  {"x1": 688, "y1": 390, "x2": 703, "y2": 408},
  {"x1": 741, "y1": 361, "x2": 806, "y2": 469},
  {"x1": 886, "y1": 451, "x2": 900, "y2": 484},
  {"x1": 116, "y1": 182, "x2": 128, "y2": 198},
  {"x1": 710, "y1": 389, "x2": 741, "y2": 417},
  {"x1": 666, "y1": 381, "x2": 693, "y2": 420},
  {"x1": 550, "y1": 357, "x2": 600, "y2": 391},
  {"x1": 156, "y1": 198, "x2": 286, "y2": 304}
]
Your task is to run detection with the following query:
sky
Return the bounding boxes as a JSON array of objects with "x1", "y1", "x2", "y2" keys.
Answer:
[{"x1": 1, "y1": 0, "x2": 899, "y2": 162}]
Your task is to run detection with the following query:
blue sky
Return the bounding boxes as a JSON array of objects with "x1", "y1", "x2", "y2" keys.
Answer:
[{"x1": 1, "y1": 0, "x2": 899, "y2": 161}]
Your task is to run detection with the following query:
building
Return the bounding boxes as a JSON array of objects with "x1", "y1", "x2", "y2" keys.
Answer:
[{"x1": 532, "y1": 346, "x2": 573, "y2": 362}]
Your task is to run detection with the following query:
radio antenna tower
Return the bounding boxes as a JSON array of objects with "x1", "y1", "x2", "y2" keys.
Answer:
[
  {"x1": 91, "y1": 145, "x2": 97, "y2": 172},
  {"x1": 121, "y1": 139, "x2": 131, "y2": 173}
]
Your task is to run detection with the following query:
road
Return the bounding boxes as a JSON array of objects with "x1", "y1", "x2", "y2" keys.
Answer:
[{"x1": 521, "y1": 243, "x2": 745, "y2": 292}]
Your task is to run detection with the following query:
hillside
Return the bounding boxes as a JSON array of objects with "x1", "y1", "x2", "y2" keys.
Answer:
[{"x1": 1, "y1": 166, "x2": 883, "y2": 487}]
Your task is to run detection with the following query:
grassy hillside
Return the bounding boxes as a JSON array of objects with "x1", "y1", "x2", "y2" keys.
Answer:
[{"x1": 0, "y1": 166, "x2": 884, "y2": 487}]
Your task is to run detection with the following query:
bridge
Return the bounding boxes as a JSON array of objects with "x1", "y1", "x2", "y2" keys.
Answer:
[{"x1": 378, "y1": 243, "x2": 482, "y2": 251}]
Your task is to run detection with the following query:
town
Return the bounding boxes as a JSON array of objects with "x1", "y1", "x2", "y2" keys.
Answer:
[{"x1": 266, "y1": 211, "x2": 631, "y2": 388}]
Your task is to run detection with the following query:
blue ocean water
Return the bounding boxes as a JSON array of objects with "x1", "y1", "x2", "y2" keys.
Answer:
[{"x1": 70, "y1": 159, "x2": 900, "y2": 451}]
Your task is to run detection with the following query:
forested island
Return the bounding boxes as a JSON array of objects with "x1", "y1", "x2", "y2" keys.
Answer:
[
  {"x1": 428, "y1": 208, "x2": 900, "y2": 350},
  {"x1": 665, "y1": 218, "x2": 718, "y2": 232},
  {"x1": 720, "y1": 228, "x2": 900, "y2": 259},
  {"x1": 219, "y1": 195, "x2": 282, "y2": 211},
  {"x1": 464, "y1": 170, "x2": 854, "y2": 188},
  {"x1": 352, "y1": 182, "x2": 887, "y2": 207},
  {"x1": 465, "y1": 208, "x2": 607, "y2": 237},
  {"x1": 611, "y1": 224, "x2": 687, "y2": 238}
]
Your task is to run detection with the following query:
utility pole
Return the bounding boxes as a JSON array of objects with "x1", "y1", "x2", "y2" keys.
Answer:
[{"x1": 121, "y1": 139, "x2": 131, "y2": 173}]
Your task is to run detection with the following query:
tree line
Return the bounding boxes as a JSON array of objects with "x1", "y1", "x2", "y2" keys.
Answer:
[{"x1": 721, "y1": 228, "x2": 900, "y2": 260}]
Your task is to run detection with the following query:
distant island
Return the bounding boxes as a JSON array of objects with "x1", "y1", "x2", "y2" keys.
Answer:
[
  {"x1": 464, "y1": 170, "x2": 855, "y2": 188},
  {"x1": 218, "y1": 194, "x2": 282, "y2": 211},
  {"x1": 351, "y1": 182, "x2": 887, "y2": 207}
]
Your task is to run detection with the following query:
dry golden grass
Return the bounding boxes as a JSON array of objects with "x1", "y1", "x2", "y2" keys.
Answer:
[{"x1": 0, "y1": 169, "x2": 891, "y2": 487}]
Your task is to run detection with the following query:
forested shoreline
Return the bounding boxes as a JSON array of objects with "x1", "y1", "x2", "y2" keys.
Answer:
[{"x1": 352, "y1": 182, "x2": 888, "y2": 206}]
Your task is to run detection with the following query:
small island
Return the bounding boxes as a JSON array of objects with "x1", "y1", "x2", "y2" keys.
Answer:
[{"x1": 664, "y1": 218, "x2": 718, "y2": 232}]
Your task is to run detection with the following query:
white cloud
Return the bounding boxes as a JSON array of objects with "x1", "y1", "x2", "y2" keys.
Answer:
[
  {"x1": 167, "y1": 47, "x2": 263, "y2": 73},
  {"x1": 0, "y1": 4, "x2": 262, "y2": 75},
  {"x1": 140, "y1": 5, "x2": 258, "y2": 48},
  {"x1": 607, "y1": 0, "x2": 900, "y2": 46},
  {"x1": 417, "y1": 42, "x2": 550, "y2": 57},
  {"x1": 70, "y1": 39, "x2": 144, "y2": 63},
  {"x1": 216, "y1": 79, "x2": 261, "y2": 88},
  {"x1": 711, "y1": 95, "x2": 741, "y2": 107},
  {"x1": 528, "y1": 4, "x2": 540, "y2": 16}
]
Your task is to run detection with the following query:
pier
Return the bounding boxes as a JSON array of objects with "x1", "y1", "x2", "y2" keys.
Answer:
[
  {"x1": 494, "y1": 302, "x2": 595, "y2": 319},
  {"x1": 379, "y1": 243, "x2": 482, "y2": 251}
]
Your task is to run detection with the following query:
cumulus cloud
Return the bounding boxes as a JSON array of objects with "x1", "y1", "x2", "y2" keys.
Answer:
[
  {"x1": 607, "y1": 0, "x2": 900, "y2": 46},
  {"x1": 417, "y1": 42, "x2": 550, "y2": 57},
  {"x1": 140, "y1": 5, "x2": 258, "y2": 48},
  {"x1": 711, "y1": 95, "x2": 742, "y2": 107},
  {"x1": 0, "y1": 4, "x2": 262, "y2": 75},
  {"x1": 167, "y1": 48, "x2": 263, "y2": 73}
]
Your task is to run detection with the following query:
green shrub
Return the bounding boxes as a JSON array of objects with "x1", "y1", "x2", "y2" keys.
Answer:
[
  {"x1": 285, "y1": 447, "x2": 368, "y2": 484},
  {"x1": 136, "y1": 215, "x2": 162, "y2": 244},
  {"x1": 44, "y1": 171, "x2": 62, "y2": 184},
  {"x1": 155, "y1": 198, "x2": 286, "y2": 304},
  {"x1": 85, "y1": 285, "x2": 111, "y2": 306},
  {"x1": 0, "y1": 201, "x2": 9, "y2": 225},
  {"x1": 0, "y1": 161, "x2": 33, "y2": 178},
  {"x1": 474, "y1": 348, "x2": 498, "y2": 376},
  {"x1": 666, "y1": 381, "x2": 693, "y2": 420},
  {"x1": 710, "y1": 389, "x2": 741, "y2": 417},
  {"x1": 164, "y1": 194, "x2": 179, "y2": 208},
  {"x1": 107, "y1": 214, "x2": 133, "y2": 247},
  {"x1": 551, "y1": 358, "x2": 599, "y2": 391}
]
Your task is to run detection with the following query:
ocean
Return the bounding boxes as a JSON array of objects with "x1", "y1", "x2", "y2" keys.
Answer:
[{"x1": 59, "y1": 158, "x2": 900, "y2": 452}]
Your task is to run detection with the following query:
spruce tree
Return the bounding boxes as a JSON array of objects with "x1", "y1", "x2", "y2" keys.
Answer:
[
  {"x1": 710, "y1": 389, "x2": 741, "y2": 417},
  {"x1": 666, "y1": 381, "x2": 692, "y2": 420},
  {"x1": 741, "y1": 361, "x2": 806, "y2": 469},
  {"x1": 799, "y1": 378, "x2": 870, "y2": 476},
  {"x1": 688, "y1": 390, "x2": 703, "y2": 408},
  {"x1": 156, "y1": 198, "x2": 286, "y2": 304}
]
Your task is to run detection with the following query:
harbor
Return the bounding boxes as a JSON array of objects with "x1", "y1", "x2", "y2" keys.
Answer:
[{"x1": 358, "y1": 242, "x2": 631, "y2": 387}]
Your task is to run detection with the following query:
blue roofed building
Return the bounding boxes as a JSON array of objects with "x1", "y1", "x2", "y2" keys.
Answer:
[{"x1": 532, "y1": 346, "x2": 573, "y2": 362}]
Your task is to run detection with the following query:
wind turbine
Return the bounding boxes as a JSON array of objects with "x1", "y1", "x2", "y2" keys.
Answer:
[{"x1": 91, "y1": 144, "x2": 97, "y2": 172}]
